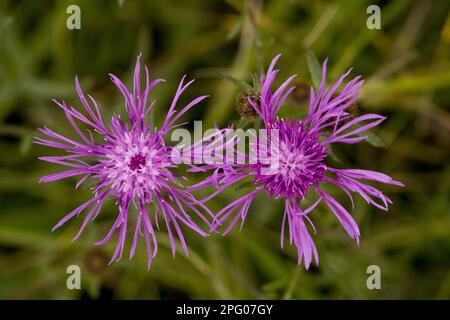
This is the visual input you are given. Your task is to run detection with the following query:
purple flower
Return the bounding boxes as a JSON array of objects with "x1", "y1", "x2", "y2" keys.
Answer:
[
  {"x1": 35, "y1": 55, "x2": 212, "y2": 268},
  {"x1": 190, "y1": 54, "x2": 403, "y2": 269}
]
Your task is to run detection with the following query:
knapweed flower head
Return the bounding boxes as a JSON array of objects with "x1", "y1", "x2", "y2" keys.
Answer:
[
  {"x1": 190, "y1": 54, "x2": 403, "y2": 269},
  {"x1": 35, "y1": 55, "x2": 213, "y2": 268}
]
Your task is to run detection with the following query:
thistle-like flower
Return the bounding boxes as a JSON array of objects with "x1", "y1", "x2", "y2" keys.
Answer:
[
  {"x1": 36, "y1": 55, "x2": 212, "y2": 268},
  {"x1": 190, "y1": 55, "x2": 404, "y2": 269}
]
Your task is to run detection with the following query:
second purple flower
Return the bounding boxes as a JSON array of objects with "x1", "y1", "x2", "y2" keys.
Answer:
[{"x1": 190, "y1": 54, "x2": 404, "y2": 269}]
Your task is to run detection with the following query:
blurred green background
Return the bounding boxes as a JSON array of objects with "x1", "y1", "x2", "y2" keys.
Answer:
[{"x1": 0, "y1": 0, "x2": 449, "y2": 299}]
